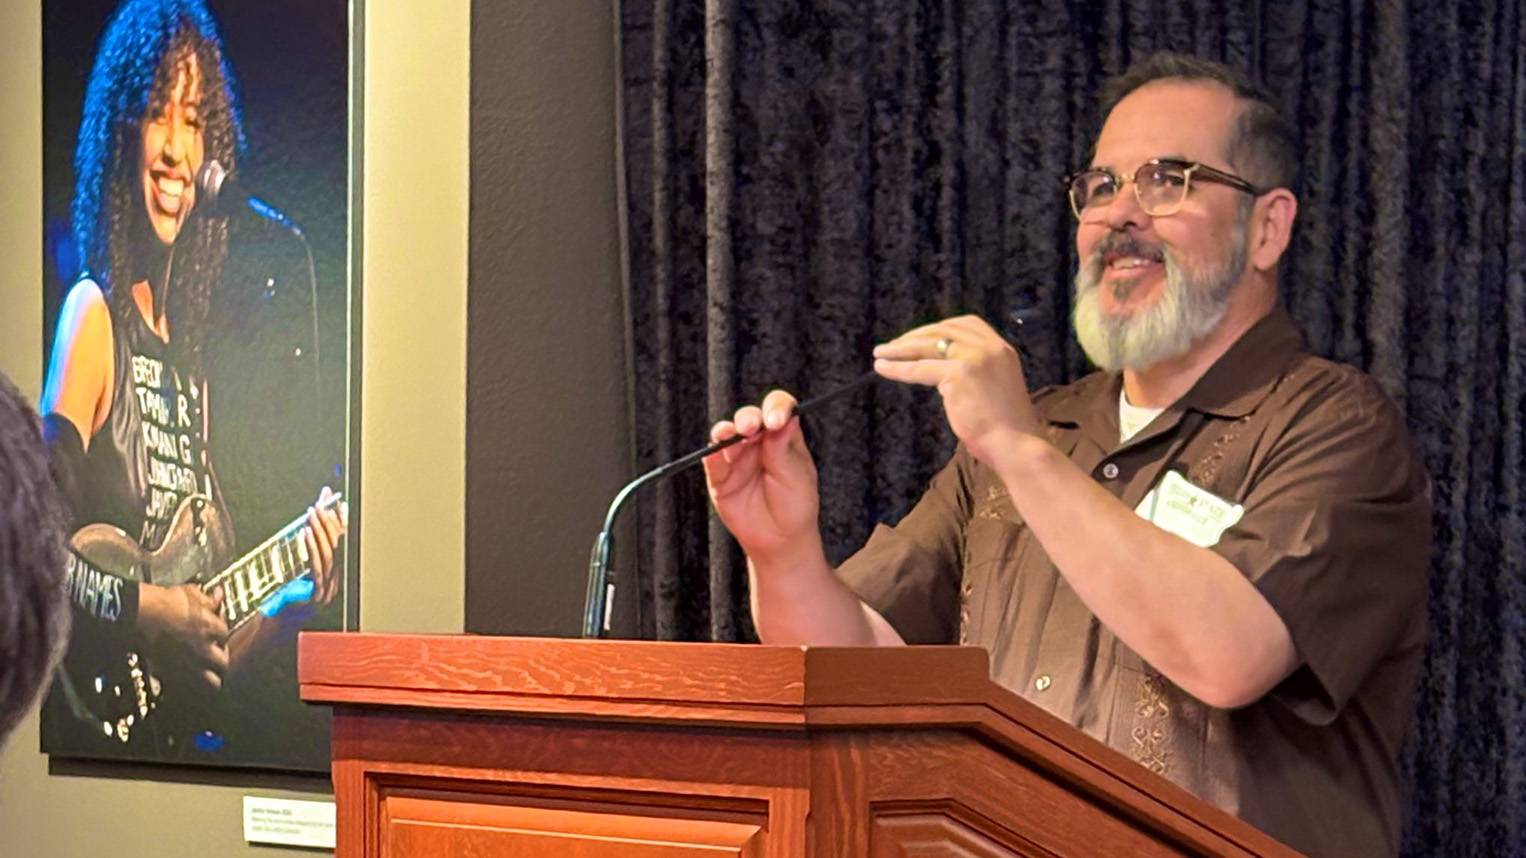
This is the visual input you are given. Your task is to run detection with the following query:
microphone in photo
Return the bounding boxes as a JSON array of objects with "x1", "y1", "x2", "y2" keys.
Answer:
[
  {"x1": 194, "y1": 159, "x2": 323, "y2": 395},
  {"x1": 195, "y1": 160, "x2": 304, "y2": 236}
]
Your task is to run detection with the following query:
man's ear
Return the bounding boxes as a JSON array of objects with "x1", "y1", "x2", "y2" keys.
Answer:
[{"x1": 1249, "y1": 189, "x2": 1298, "y2": 272}]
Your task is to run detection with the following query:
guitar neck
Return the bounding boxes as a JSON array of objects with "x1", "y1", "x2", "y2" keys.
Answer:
[{"x1": 203, "y1": 494, "x2": 342, "y2": 632}]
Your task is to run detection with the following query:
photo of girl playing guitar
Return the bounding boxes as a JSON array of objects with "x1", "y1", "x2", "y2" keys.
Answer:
[{"x1": 39, "y1": 0, "x2": 350, "y2": 767}]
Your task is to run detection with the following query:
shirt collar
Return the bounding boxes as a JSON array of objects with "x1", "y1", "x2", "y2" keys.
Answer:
[
  {"x1": 1175, "y1": 306, "x2": 1304, "y2": 418},
  {"x1": 1043, "y1": 307, "x2": 1305, "y2": 426}
]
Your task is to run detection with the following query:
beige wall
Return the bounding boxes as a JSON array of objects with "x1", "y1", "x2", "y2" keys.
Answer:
[{"x1": 0, "y1": 0, "x2": 469, "y2": 853}]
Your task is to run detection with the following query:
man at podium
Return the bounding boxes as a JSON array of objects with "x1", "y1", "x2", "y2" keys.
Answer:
[{"x1": 704, "y1": 53, "x2": 1429, "y2": 858}]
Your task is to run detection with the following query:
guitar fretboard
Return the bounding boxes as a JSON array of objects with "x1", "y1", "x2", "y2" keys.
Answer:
[{"x1": 203, "y1": 494, "x2": 342, "y2": 631}]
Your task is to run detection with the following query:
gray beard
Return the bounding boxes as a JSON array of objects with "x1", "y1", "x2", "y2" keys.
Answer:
[{"x1": 1072, "y1": 218, "x2": 1249, "y2": 373}]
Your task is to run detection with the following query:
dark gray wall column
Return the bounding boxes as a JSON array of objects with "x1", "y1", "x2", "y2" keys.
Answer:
[{"x1": 468, "y1": 0, "x2": 631, "y2": 636}]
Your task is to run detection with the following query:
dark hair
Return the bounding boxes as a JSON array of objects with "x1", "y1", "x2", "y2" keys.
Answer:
[
  {"x1": 0, "y1": 374, "x2": 69, "y2": 744},
  {"x1": 71, "y1": 0, "x2": 244, "y2": 371},
  {"x1": 1100, "y1": 52, "x2": 1297, "y2": 194}
]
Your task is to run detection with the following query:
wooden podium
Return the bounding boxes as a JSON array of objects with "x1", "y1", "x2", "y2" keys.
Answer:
[{"x1": 299, "y1": 633, "x2": 1298, "y2": 857}]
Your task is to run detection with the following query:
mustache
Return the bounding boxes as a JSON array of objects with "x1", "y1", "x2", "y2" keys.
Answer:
[{"x1": 1090, "y1": 232, "x2": 1166, "y2": 265}]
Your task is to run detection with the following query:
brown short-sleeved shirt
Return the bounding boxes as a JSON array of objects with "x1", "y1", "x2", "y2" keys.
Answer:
[{"x1": 839, "y1": 309, "x2": 1430, "y2": 858}]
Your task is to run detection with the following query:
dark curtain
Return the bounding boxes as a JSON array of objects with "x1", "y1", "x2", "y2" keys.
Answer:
[{"x1": 619, "y1": 1, "x2": 1525, "y2": 854}]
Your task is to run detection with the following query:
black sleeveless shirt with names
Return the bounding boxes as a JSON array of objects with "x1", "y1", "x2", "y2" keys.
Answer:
[{"x1": 81, "y1": 302, "x2": 216, "y2": 554}]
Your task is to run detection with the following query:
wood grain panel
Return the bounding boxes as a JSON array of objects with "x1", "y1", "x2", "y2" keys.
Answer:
[
  {"x1": 307, "y1": 684, "x2": 806, "y2": 726},
  {"x1": 801, "y1": 646, "x2": 991, "y2": 705},
  {"x1": 334, "y1": 710, "x2": 810, "y2": 857},
  {"x1": 804, "y1": 703, "x2": 1297, "y2": 856},
  {"x1": 333, "y1": 759, "x2": 369, "y2": 858},
  {"x1": 812, "y1": 730, "x2": 1197, "y2": 857},
  {"x1": 871, "y1": 811, "x2": 1056, "y2": 858},
  {"x1": 305, "y1": 636, "x2": 1300, "y2": 857},
  {"x1": 384, "y1": 794, "x2": 764, "y2": 857},
  {"x1": 334, "y1": 710, "x2": 810, "y2": 789},
  {"x1": 302, "y1": 634, "x2": 809, "y2": 707}
]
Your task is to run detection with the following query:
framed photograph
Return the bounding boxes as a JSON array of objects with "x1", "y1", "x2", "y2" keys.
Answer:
[{"x1": 38, "y1": 0, "x2": 358, "y2": 771}]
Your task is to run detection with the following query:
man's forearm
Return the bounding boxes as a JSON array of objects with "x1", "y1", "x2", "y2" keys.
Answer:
[
  {"x1": 747, "y1": 553, "x2": 905, "y2": 647},
  {"x1": 991, "y1": 433, "x2": 1295, "y2": 708}
]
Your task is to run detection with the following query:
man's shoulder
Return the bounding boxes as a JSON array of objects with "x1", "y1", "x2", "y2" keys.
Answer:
[
  {"x1": 1269, "y1": 353, "x2": 1406, "y2": 431},
  {"x1": 1255, "y1": 353, "x2": 1429, "y2": 493}
]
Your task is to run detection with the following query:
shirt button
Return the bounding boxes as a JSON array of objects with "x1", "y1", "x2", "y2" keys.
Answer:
[
  {"x1": 1034, "y1": 675, "x2": 1052, "y2": 692},
  {"x1": 1101, "y1": 462, "x2": 1119, "y2": 480}
]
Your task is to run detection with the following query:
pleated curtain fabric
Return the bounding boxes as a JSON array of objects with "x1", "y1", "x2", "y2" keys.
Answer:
[{"x1": 619, "y1": 2, "x2": 1525, "y2": 854}]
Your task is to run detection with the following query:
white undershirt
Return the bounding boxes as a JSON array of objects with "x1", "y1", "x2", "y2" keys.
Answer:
[{"x1": 1119, "y1": 388, "x2": 1166, "y2": 443}]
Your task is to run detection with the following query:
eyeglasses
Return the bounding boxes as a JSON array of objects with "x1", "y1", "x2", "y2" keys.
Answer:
[{"x1": 1064, "y1": 158, "x2": 1262, "y2": 220}]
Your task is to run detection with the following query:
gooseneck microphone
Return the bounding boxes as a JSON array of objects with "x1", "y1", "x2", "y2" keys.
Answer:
[
  {"x1": 580, "y1": 305, "x2": 1044, "y2": 639},
  {"x1": 582, "y1": 370, "x2": 881, "y2": 637}
]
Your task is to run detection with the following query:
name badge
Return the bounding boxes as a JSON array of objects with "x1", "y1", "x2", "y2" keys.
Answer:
[{"x1": 1134, "y1": 470, "x2": 1244, "y2": 548}]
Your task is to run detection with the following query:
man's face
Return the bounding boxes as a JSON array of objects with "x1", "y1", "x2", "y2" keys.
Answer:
[
  {"x1": 139, "y1": 53, "x2": 205, "y2": 246},
  {"x1": 1072, "y1": 80, "x2": 1252, "y2": 372}
]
